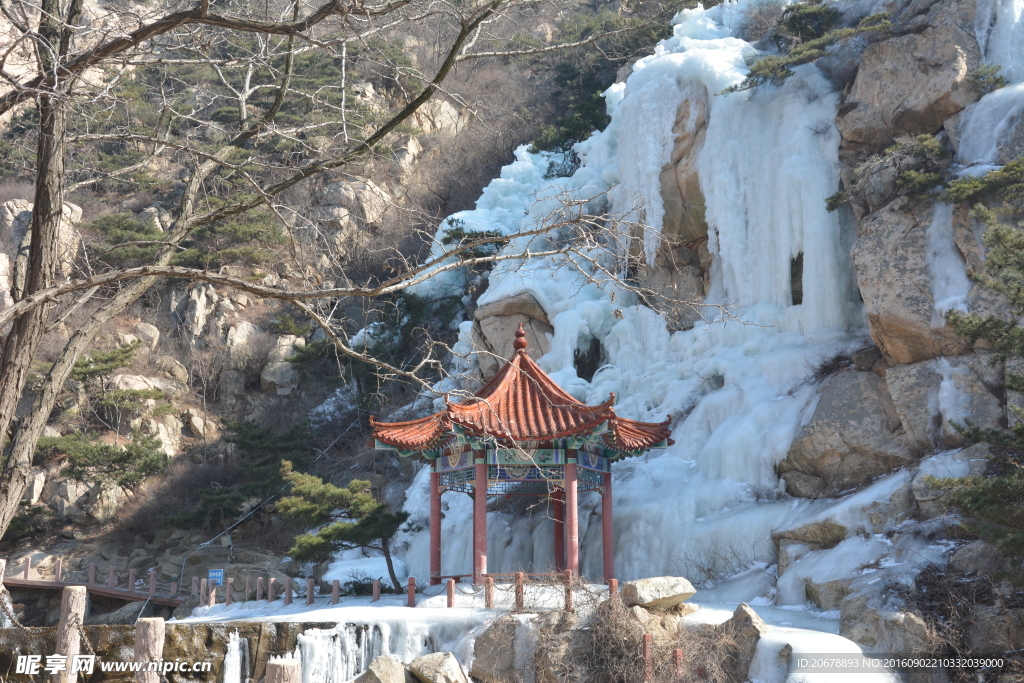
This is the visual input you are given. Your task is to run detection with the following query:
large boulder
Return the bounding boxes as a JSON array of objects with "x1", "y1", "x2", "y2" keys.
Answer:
[
  {"x1": 412, "y1": 99, "x2": 468, "y2": 136},
  {"x1": 966, "y1": 605, "x2": 1024, "y2": 652},
  {"x1": 474, "y1": 291, "x2": 549, "y2": 325},
  {"x1": 779, "y1": 370, "x2": 917, "y2": 495},
  {"x1": 472, "y1": 314, "x2": 552, "y2": 378},
  {"x1": 21, "y1": 468, "x2": 46, "y2": 504},
  {"x1": 621, "y1": 576, "x2": 696, "y2": 609},
  {"x1": 0, "y1": 199, "x2": 81, "y2": 276},
  {"x1": 83, "y1": 481, "x2": 125, "y2": 523},
  {"x1": 0, "y1": 253, "x2": 12, "y2": 311},
  {"x1": 851, "y1": 198, "x2": 972, "y2": 365},
  {"x1": 837, "y1": 0, "x2": 981, "y2": 147},
  {"x1": 471, "y1": 615, "x2": 518, "y2": 683},
  {"x1": 153, "y1": 355, "x2": 189, "y2": 383},
  {"x1": 141, "y1": 413, "x2": 183, "y2": 457},
  {"x1": 408, "y1": 652, "x2": 469, "y2": 683},
  {"x1": 885, "y1": 354, "x2": 1003, "y2": 450},
  {"x1": 315, "y1": 178, "x2": 392, "y2": 259},
  {"x1": 949, "y1": 540, "x2": 1009, "y2": 576},
  {"x1": 715, "y1": 603, "x2": 769, "y2": 683},
  {"x1": 260, "y1": 335, "x2": 305, "y2": 395},
  {"x1": 355, "y1": 655, "x2": 415, "y2": 683},
  {"x1": 107, "y1": 373, "x2": 188, "y2": 397},
  {"x1": 134, "y1": 322, "x2": 160, "y2": 350}
]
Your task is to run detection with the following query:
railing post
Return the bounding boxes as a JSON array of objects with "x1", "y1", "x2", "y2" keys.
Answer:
[
  {"x1": 514, "y1": 572, "x2": 525, "y2": 612},
  {"x1": 207, "y1": 584, "x2": 216, "y2": 607},
  {"x1": 306, "y1": 578, "x2": 315, "y2": 606},
  {"x1": 54, "y1": 558, "x2": 62, "y2": 582},
  {"x1": 643, "y1": 633, "x2": 654, "y2": 683},
  {"x1": 128, "y1": 569, "x2": 136, "y2": 592},
  {"x1": 256, "y1": 577, "x2": 264, "y2": 601},
  {"x1": 564, "y1": 569, "x2": 574, "y2": 613},
  {"x1": 134, "y1": 617, "x2": 165, "y2": 683},
  {"x1": 407, "y1": 577, "x2": 416, "y2": 607},
  {"x1": 191, "y1": 577, "x2": 199, "y2": 596},
  {"x1": 284, "y1": 578, "x2": 293, "y2": 605},
  {"x1": 266, "y1": 659, "x2": 301, "y2": 683},
  {"x1": 331, "y1": 580, "x2": 339, "y2": 605},
  {"x1": 225, "y1": 578, "x2": 234, "y2": 606},
  {"x1": 148, "y1": 570, "x2": 156, "y2": 596},
  {"x1": 372, "y1": 579, "x2": 381, "y2": 602},
  {"x1": 268, "y1": 578, "x2": 276, "y2": 602},
  {"x1": 88, "y1": 562, "x2": 96, "y2": 585},
  {"x1": 484, "y1": 576, "x2": 494, "y2": 609},
  {"x1": 200, "y1": 578, "x2": 207, "y2": 604},
  {"x1": 673, "y1": 648, "x2": 684, "y2": 682},
  {"x1": 108, "y1": 568, "x2": 116, "y2": 589},
  {"x1": 169, "y1": 581, "x2": 177, "y2": 598},
  {"x1": 54, "y1": 586, "x2": 87, "y2": 683},
  {"x1": 245, "y1": 577, "x2": 252, "y2": 602},
  {"x1": 446, "y1": 579, "x2": 455, "y2": 608},
  {"x1": 23, "y1": 555, "x2": 30, "y2": 580}
]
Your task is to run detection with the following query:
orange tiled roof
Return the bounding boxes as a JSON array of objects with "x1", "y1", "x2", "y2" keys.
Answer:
[{"x1": 371, "y1": 324, "x2": 672, "y2": 453}]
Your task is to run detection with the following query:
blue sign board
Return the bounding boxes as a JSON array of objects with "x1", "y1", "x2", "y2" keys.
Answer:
[{"x1": 208, "y1": 569, "x2": 224, "y2": 586}]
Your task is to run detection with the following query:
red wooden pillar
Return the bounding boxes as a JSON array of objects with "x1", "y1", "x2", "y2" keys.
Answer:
[
  {"x1": 603, "y1": 471, "x2": 614, "y2": 582},
  {"x1": 473, "y1": 460, "x2": 488, "y2": 584},
  {"x1": 553, "y1": 489, "x2": 565, "y2": 572},
  {"x1": 430, "y1": 470, "x2": 442, "y2": 586},
  {"x1": 565, "y1": 461, "x2": 579, "y2": 576}
]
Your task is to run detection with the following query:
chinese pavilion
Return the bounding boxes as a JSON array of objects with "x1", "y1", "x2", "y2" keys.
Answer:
[{"x1": 370, "y1": 324, "x2": 673, "y2": 584}]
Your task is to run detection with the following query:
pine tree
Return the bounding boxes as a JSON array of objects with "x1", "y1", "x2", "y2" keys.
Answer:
[
  {"x1": 162, "y1": 421, "x2": 311, "y2": 529},
  {"x1": 936, "y1": 162, "x2": 1024, "y2": 565},
  {"x1": 277, "y1": 461, "x2": 409, "y2": 591}
]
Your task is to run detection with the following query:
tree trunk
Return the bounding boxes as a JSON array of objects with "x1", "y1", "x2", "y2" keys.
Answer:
[
  {"x1": 0, "y1": 93, "x2": 66, "y2": 536},
  {"x1": 381, "y1": 538, "x2": 402, "y2": 592}
]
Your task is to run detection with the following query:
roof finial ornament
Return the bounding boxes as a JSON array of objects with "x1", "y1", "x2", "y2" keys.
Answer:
[{"x1": 513, "y1": 323, "x2": 528, "y2": 351}]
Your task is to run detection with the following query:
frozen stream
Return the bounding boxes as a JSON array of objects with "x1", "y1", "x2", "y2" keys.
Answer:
[{"x1": 178, "y1": 593, "x2": 897, "y2": 682}]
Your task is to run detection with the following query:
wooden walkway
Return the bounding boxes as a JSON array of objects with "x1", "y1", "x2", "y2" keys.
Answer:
[{"x1": 2, "y1": 556, "x2": 185, "y2": 606}]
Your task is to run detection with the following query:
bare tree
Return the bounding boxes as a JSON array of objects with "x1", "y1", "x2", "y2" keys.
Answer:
[{"x1": 0, "y1": 0, "x2": 656, "y2": 539}]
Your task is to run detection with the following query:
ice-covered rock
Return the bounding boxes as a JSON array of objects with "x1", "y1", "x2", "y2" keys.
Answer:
[
  {"x1": 658, "y1": 87, "x2": 710, "y2": 245},
  {"x1": 852, "y1": 198, "x2": 972, "y2": 365},
  {"x1": 621, "y1": 576, "x2": 696, "y2": 609},
  {"x1": 886, "y1": 354, "x2": 1003, "y2": 449},
  {"x1": 911, "y1": 443, "x2": 991, "y2": 517},
  {"x1": 780, "y1": 370, "x2": 918, "y2": 495}
]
